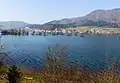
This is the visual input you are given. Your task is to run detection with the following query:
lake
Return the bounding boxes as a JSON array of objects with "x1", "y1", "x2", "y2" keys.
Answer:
[{"x1": 1, "y1": 35, "x2": 120, "y2": 70}]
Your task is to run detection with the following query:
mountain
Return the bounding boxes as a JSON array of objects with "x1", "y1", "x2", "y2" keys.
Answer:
[
  {"x1": 39, "y1": 8, "x2": 120, "y2": 29},
  {"x1": 1, "y1": 8, "x2": 120, "y2": 29},
  {"x1": 0, "y1": 21, "x2": 28, "y2": 29},
  {"x1": 27, "y1": 24, "x2": 41, "y2": 29}
]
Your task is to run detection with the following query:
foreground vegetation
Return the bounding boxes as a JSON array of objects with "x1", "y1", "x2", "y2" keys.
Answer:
[{"x1": 0, "y1": 45, "x2": 120, "y2": 83}]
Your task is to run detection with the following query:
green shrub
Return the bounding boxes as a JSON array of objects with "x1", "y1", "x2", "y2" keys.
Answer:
[{"x1": 7, "y1": 65, "x2": 22, "y2": 83}]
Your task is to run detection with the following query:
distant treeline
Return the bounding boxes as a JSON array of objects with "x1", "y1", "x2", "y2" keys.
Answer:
[
  {"x1": 0, "y1": 29, "x2": 84, "y2": 36},
  {"x1": 1, "y1": 29, "x2": 29, "y2": 35}
]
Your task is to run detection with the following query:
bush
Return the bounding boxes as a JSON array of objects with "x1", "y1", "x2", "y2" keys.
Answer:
[
  {"x1": 43, "y1": 45, "x2": 68, "y2": 72},
  {"x1": 7, "y1": 65, "x2": 22, "y2": 83}
]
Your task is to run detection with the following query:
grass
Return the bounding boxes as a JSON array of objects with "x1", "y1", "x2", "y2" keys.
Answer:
[
  {"x1": 66, "y1": 26, "x2": 120, "y2": 34},
  {"x1": 66, "y1": 26, "x2": 93, "y2": 30},
  {"x1": 0, "y1": 65, "x2": 120, "y2": 83},
  {"x1": 10, "y1": 68, "x2": 120, "y2": 83}
]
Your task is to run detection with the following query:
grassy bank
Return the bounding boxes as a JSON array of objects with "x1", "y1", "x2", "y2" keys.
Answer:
[
  {"x1": 1, "y1": 65, "x2": 120, "y2": 83},
  {"x1": 0, "y1": 64, "x2": 119, "y2": 83}
]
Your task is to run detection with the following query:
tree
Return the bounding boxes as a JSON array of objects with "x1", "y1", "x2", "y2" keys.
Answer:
[
  {"x1": 43, "y1": 44, "x2": 68, "y2": 71},
  {"x1": 7, "y1": 65, "x2": 22, "y2": 83}
]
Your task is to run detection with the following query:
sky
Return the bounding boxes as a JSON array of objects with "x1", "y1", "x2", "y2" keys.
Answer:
[{"x1": 0, "y1": 0, "x2": 120, "y2": 24}]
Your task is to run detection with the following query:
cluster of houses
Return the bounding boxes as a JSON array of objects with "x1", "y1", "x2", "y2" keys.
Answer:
[
  {"x1": 90, "y1": 28, "x2": 110, "y2": 34},
  {"x1": 90, "y1": 28, "x2": 120, "y2": 34}
]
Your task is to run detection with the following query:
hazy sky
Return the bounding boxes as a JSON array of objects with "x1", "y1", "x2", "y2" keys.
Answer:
[{"x1": 0, "y1": 0, "x2": 120, "y2": 24}]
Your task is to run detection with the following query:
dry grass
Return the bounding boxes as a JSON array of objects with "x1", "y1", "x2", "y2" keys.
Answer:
[
  {"x1": 15, "y1": 68, "x2": 120, "y2": 83},
  {"x1": 1, "y1": 62, "x2": 120, "y2": 83}
]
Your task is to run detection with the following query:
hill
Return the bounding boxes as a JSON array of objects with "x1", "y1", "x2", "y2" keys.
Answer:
[
  {"x1": 0, "y1": 21, "x2": 28, "y2": 29},
  {"x1": 39, "y1": 8, "x2": 120, "y2": 29}
]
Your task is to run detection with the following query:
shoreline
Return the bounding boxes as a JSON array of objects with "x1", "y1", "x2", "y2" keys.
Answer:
[{"x1": 2, "y1": 27, "x2": 120, "y2": 36}]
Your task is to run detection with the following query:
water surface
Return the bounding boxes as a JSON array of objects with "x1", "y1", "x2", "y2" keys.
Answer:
[{"x1": 2, "y1": 35, "x2": 120, "y2": 69}]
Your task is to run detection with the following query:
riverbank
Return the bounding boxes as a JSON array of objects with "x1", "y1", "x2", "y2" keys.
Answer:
[
  {"x1": 0, "y1": 61, "x2": 119, "y2": 83},
  {"x1": 1, "y1": 27, "x2": 120, "y2": 36}
]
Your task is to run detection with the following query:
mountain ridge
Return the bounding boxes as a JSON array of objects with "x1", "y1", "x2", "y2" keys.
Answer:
[
  {"x1": 40, "y1": 8, "x2": 120, "y2": 29},
  {"x1": 0, "y1": 21, "x2": 28, "y2": 29},
  {"x1": 1, "y1": 8, "x2": 120, "y2": 29}
]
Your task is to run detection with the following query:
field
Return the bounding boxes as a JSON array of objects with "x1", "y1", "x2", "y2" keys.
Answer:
[
  {"x1": 66, "y1": 26, "x2": 93, "y2": 30},
  {"x1": 66, "y1": 26, "x2": 120, "y2": 34}
]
